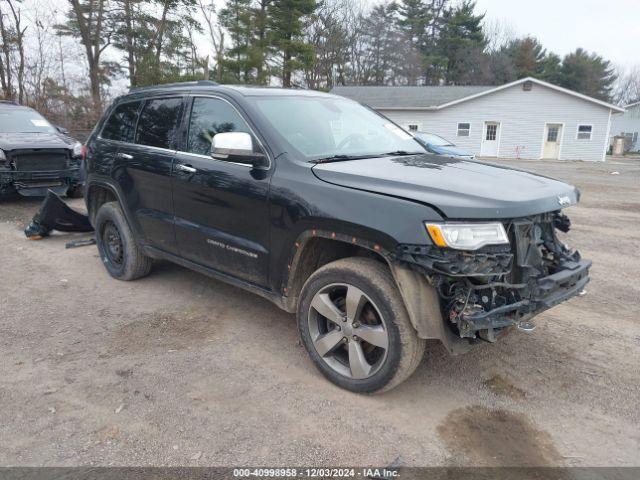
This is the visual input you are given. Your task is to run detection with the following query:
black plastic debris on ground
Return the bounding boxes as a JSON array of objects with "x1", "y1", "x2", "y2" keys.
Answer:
[{"x1": 24, "y1": 190, "x2": 94, "y2": 239}]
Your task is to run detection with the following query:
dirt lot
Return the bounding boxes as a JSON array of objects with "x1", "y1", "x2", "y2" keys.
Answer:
[{"x1": 1, "y1": 158, "x2": 639, "y2": 467}]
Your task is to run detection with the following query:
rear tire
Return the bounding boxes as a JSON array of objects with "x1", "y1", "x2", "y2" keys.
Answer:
[
  {"x1": 297, "y1": 257, "x2": 425, "y2": 393},
  {"x1": 95, "y1": 202, "x2": 152, "y2": 281}
]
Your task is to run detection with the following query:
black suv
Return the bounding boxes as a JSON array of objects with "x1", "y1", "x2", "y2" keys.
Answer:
[
  {"x1": 0, "y1": 101, "x2": 83, "y2": 198},
  {"x1": 85, "y1": 81, "x2": 591, "y2": 393}
]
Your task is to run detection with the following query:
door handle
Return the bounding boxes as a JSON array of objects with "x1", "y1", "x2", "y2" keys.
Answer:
[
  {"x1": 175, "y1": 163, "x2": 197, "y2": 173},
  {"x1": 116, "y1": 152, "x2": 133, "y2": 160}
]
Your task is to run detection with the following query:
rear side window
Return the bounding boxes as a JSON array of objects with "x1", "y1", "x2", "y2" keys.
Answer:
[
  {"x1": 101, "y1": 101, "x2": 140, "y2": 143},
  {"x1": 135, "y1": 98, "x2": 183, "y2": 149},
  {"x1": 186, "y1": 97, "x2": 252, "y2": 155}
]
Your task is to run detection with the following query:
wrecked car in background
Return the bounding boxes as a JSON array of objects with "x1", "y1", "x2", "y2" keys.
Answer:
[
  {"x1": 83, "y1": 81, "x2": 591, "y2": 394},
  {"x1": 0, "y1": 101, "x2": 83, "y2": 198}
]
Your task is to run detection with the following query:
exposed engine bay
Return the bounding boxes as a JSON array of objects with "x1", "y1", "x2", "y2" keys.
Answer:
[{"x1": 396, "y1": 211, "x2": 591, "y2": 342}]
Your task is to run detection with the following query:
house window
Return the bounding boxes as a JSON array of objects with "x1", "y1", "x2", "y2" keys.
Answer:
[
  {"x1": 457, "y1": 122, "x2": 470, "y2": 137},
  {"x1": 577, "y1": 125, "x2": 593, "y2": 140},
  {"x1": 407, "y1": 124, "x2": 420, "y2": 132}
]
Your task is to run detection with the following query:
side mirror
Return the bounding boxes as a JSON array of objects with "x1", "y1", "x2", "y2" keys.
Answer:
[
  {"x1": 211, "y1": 132, "x2": 268, "y2": 169},
  {"x1": 56, "y1": 125, "x2": 70, "y2": 135}
]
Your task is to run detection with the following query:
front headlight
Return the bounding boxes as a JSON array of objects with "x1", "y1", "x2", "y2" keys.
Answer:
[
  {"x1": 71, "y1": 142, "x2": 83, "y2": 158},
  {"x1": 0, "y1": 149, "x2": 5, "y2": 161},
  {"x1": 425, "y1": 222, "x2": 509, "y2": 250}
]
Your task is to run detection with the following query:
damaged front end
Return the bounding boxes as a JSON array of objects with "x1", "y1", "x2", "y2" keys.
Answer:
[
  {"x1": 0, "y1": 148, "x2": 81, "y2": 197},
  {"x1": 397, "y1": 211, "x2": 591, "y2": 342}
]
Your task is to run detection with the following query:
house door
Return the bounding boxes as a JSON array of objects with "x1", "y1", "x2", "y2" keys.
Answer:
[
  {"x1": 480, "y1": 121, "x2": 500, "y2": 156},
  {"x1": 543, "y1": 123, "x2": 563, "y2": 159}
]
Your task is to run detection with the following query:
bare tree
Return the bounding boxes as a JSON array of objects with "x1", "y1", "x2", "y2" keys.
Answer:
[
  {"x1": 60, "y1": 0, "x2": 111, "y2": 108},
  {"x1": 613, "y1": 64, "x2": 640, "y2": 106},
  {"x1": 198, "y1": 0, "x2": 225, "y2": 82},
  {"x1": 482, "y1": 17, "x2": 517, "y2": 53}
]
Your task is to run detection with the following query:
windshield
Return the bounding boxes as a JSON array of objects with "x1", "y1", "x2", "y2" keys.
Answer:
[
  {"x1": 414, "y1": 132, "x2": 454, "y2": 146},
  {"x1": 0, "y1": 109, "x2": 56, "y2": 134},
  {"x1": 251, "y1": 95, "x2": 425, "y2": 160}
]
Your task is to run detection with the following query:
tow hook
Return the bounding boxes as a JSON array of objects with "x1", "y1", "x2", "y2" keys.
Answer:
[
  {"x1": 579, "y1": 289, "x2": 587, "y2": 296},
  {"x1": 517, "y1": 321, "x2": 536, "y2": 333}
]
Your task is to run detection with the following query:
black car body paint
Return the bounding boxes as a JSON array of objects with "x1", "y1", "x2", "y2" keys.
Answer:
[{"x1": 84, "y1": 82, "x2": 591, "y2": 352}]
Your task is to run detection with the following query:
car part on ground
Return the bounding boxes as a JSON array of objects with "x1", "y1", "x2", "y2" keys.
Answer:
[{"x1": 24, "y1": 190, "x2": 94, "y2": 240}]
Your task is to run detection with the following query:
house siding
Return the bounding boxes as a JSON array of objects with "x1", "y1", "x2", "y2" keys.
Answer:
[
  {"x1": 378, "y1": 83, "x2": 613, "y2": 161},
  {"x1": 610, "y1": 104, "x2": 640, "y2": 151}
]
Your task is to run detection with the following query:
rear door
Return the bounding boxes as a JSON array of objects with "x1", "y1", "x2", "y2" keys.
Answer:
[
  {"x1": 115, "y1": 96, "x2": 184, "y2": 253},
  {"x1": 171, "y1": 95, "x2": 271, "y2": 287}
]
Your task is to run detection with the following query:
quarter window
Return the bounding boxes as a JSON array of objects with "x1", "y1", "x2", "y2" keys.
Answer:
[
  {"x1": 457, "y1": 122, "x2": 470, "y2": 137},
  {"x1": 102, "y1": 101, "x2": 140, "y2": 143},
  {"x1": 187, "y1": 97, "x2": 252, "y2": 155},
  {"x1": 577, "y1": 125, "x2": 592, "y2": 140},
  {"x1": 135, "y1": 98, "x2": 183, "y2": 149}
]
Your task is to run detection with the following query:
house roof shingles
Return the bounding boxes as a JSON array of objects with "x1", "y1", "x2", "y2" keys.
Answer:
[{"x1": 331, "y1": 85, "x2": 494, "y2": 109}]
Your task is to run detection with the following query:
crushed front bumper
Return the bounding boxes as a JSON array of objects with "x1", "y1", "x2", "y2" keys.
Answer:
[
  {"x1": 0, "y1": 167, "x2": 81, "y2": 196},
  {"x1": 460, "y1": 258, "x2": 591, "y2": 335}
]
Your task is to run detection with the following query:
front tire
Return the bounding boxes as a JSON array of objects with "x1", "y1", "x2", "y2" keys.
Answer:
[
  {"x1": 95, "y1": 202, "x2": 152, "y2": 281},
  {"x1": 297, "y1": 257, "x2": 425, "y2": 393}
]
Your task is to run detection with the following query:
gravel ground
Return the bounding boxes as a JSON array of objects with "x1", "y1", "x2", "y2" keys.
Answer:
[{"x1": 0, "y1": 158, "x2": 639, "y2": 467}]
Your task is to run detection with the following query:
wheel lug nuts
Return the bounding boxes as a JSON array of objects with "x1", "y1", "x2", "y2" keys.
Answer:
[
  {"x1": 342, "y1": 337, "x2": 348, "y2": 343},
  {"x1": 352, "y1": 335, "x2": 359, "y2": 341}
]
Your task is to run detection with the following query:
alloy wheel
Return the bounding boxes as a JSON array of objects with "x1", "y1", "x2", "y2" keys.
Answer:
[{"x1": 308, "y1": 283, "x2": 389, "y2": 380}]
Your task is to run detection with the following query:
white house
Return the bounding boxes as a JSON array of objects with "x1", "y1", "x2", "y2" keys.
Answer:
[
  {"x1": 610, "y1": 101, "x2": 640, "y2": 152},
  {"x1": 332, "y1": 77, "x2": 624, "y2": 161}
]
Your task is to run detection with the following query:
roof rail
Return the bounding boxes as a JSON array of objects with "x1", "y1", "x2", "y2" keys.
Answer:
[
  {"x1": 0, "y1": 99, "x2": 18, "y2": 105},
  {"x1": 129, "y1": 79, "x2": 219, "y2": 93}
]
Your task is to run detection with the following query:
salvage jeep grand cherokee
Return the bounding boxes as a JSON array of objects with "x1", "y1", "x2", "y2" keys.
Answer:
[{"x1": 84, "y1": 81, "x2": 591, "y2": 393}]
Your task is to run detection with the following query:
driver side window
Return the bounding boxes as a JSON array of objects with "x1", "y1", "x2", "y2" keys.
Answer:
[{"x1": 187, "y1": 97, "x2": 252, "y2": 155}]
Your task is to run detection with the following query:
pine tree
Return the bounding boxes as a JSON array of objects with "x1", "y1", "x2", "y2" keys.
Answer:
[
  {"x1": 267, "y1": 0, "x2": 317, "y2": 87},
  {"x1": 220, "y1": 0, "x2": 256, "y2": 83},
  {"x1": 559, "y1": 48, "x2": 616, "y2": 101},
  {"x1": 396, "y1": 0, "x2": 432, "y2": 85},
  {"x1": 439, "y1": 0, "x2": 486, "y2": 85}
]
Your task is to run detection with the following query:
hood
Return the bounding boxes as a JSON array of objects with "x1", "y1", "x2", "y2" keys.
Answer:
[
  {"x1": 428, "y1": 144, "x2": 474, "y2": 158},
  {"x1": 312, "y1": 154, "x2": 579, "y2": 219},
  {"x1": 0, "y1": 132, "x2": 75, "y2": 151}
]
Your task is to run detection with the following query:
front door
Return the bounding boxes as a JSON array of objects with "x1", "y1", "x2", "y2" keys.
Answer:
[
  {"x1": 543, "y1": 123, "x2": 563, "y2": 159},
  {"x1": 171, "y1": 96, "x2": 271, "y2": 287},
  {"x1": 480, "y1": 121, "x2": 500, "y2": 157}
]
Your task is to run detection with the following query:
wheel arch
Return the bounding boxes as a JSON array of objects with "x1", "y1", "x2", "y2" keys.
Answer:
[
  {"x1": 282, "y1": 229, "x2": 393, "y2": 313},
  {"x1": 85, "y1": 179, "x2": 134, "y2": 228}
]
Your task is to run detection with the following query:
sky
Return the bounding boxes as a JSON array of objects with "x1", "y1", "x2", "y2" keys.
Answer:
[{"x1": 450, "y1": 0, "x2": 638, "y2": 66}]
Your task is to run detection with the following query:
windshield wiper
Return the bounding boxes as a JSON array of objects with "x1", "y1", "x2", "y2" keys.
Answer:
[{"x1": 312, "y1": 154, "x2": 379, "y2": 164}]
